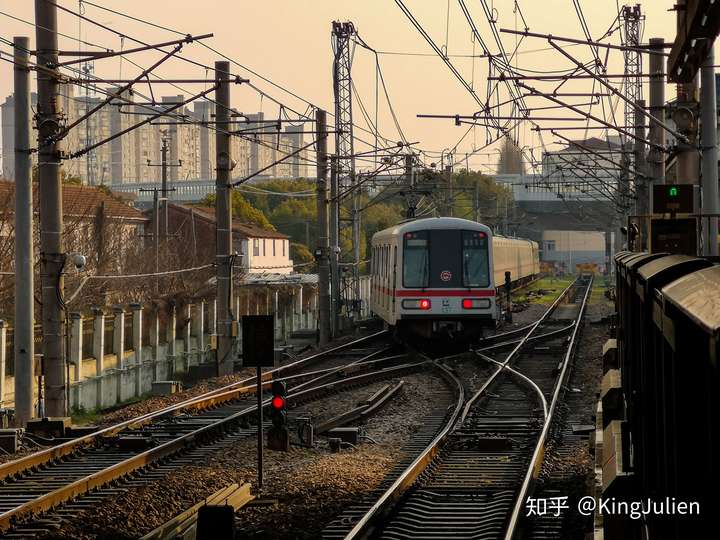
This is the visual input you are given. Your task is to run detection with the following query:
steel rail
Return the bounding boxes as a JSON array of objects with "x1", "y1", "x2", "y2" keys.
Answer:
[
  {"x1": 503, "y1": 276, "x2": 593, "y2": 540},
  {"x1": 343, "y1": 278, "x2": 583, "y2": 540},
  {"x1": 476, "y1": 323, "x2": 575, "y2": 352},
  {"x1": 343, "y1": 361, "x2": 465, "y2": 540},
  {"x1": 476, "y1": 352, "x2": 549, "y2": 419},
  {"x1": 460, "y1": 277, "x2": 578, "y2": 424},
  {"x1": 0, "y1": 338, "x2": 410, "y2": 533},
  {"x1": 0, "y1": 330, "x2": 389, "y2": 482}
]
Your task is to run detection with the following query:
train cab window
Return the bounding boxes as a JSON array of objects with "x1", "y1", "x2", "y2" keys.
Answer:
[
  {"x1": 462, "y1": 230, "x2": 490, "y2": 287},
  {"x1": 403, "y1": 231, "x2": 429, "y2": 287}
]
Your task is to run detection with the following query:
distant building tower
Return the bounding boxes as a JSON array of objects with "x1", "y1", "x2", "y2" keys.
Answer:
[{"x1": 1, "y1": 93, "x2": 39, "y2": 181}]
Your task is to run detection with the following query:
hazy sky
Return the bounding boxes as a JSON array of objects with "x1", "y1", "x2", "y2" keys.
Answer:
[{"x1": 0, "y1": 1, "x2": 715, "y2": 174}]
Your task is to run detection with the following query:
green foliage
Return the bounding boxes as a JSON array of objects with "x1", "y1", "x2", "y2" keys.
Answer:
[
  {"x1": 290, "y1": 242, "x2": 314, "y2": 267},
  {"x1": 202, "y1": 192, "x2": 275, "y2": 231},
  {"x1": 447, "y1": 169, "x2": 514, "y2": 223},
  {"x1": 211, "y1": 174, "x2": 515, "y2": 274}
]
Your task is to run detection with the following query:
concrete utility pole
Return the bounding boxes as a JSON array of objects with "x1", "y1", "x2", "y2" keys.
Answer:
[
  {"x1": 634, "y1": 99, "x2": 648, "y2": 249},
  {"x1": 474, "y1": 181, "x2": 480, "y2": 222},
  {"x1": 35, "y1": 0, "x2": 66, "y2": 417},
  {"x1": 329, "y1": 158, "x2": 340, "y2": 336},
  {"x1": 405, "y1": 154, "x2": 415, "y2": 218},
  {"x1": 351, "y1": 178, "x2": 361, "y2": 319},
  {"x1": 316, "y1": 109, "x2": 331, "y2": 345},
  {"x1": 700, "y1": 47, "x2": 719, "y2": 256},
  {"x1": 215, "y1": 60, "x2": 234, "y2": 375},
  {"x1": 153, "y1": 190, "x2": 160, "y2": 287},
  {"x1": 648, "y1": 38, "x2": 666, "y2": 187},
  {"x1": 160, "y1": 134, "x2": 169, "y2": 237},
  {"x1": 445, "y1": 164, "x2": 454, "y2": 216},
  {"x1": 13, "y1": 36, "x2": 34, "y2": 427},
  {"x1": 675, "y1": 0, "x2": 700, "y2": 186}
]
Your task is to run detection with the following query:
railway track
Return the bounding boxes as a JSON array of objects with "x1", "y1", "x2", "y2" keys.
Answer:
[
  {"x1": 332, "y1": 276, "x2": 592, "y2": 540},
  {"x1": 0, "y1": 330, "x2": 433, "y2": 537}
]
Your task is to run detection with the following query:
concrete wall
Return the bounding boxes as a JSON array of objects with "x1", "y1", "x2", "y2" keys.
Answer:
[
  {"x1": 542, "y1": 230, "x2": 605, "y2": 252},
  {"x1": 0, "y1": 283, "x2": 331, "y2": 415}
]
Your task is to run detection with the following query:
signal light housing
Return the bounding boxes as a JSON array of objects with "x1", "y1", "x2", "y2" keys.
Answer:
[
  {"x1": 401, "y1": 299, "x2": 431, "y2": 310},
  {"x1": 267, "y1": 379, "x2": 290, "y2": 451},
  {"x1": 270, "y1": 380, "x2": 287, "y2": 429},
  {"x1": 271, "y1": 395, "x2": 286, "y2": 410},
  {"x1": 462, "y1": 298, "x2": 492, "y2": 309}
]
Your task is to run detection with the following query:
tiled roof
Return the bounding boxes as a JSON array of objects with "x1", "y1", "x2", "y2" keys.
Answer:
[
  {"x1": 0, "y1": 181, "x2": 146, "y2": 221},
  {"x1": 167, "y1": 203, "x2": 288, "y2": 239}
]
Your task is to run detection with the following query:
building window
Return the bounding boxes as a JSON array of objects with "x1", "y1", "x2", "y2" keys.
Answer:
[
  {"x1": 263, "y1": 239, "x2": 266, "y2": 256},
  {"x1": 273, "y1": 239, "x2": 276, "y2": 256},
  {"x1": 545, "y1": 240, "x2": 556, "y2": 252},
  {"x1": 253, "y1": 238, "x2": 259, "y2": 256},
  {"x1": 282, "y1": 240, "x2": 286, "y2": 256}
]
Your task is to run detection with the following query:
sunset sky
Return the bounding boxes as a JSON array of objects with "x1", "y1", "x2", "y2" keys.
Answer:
[{"x1": 0, "y1": 1, "x2": 716, "y2": 174}]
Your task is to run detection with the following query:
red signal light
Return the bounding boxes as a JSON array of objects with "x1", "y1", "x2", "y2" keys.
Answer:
[
  {"x1": 462, "y1": 299, "x2": 473, "y2": 309},
  {"x1": 271, "y1": 396, "x2": 286, "y2": 410},
  {"x1": 478, "y1": 232, "x2": 486, "y2": 238},
  {"x1": 419, "y1": 299, "x2": 431, "y2": 310}
]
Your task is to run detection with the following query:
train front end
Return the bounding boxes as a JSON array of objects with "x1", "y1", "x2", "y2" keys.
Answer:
[{"x1": 394, "y1": 218, "x2": 497, "y2": 343}]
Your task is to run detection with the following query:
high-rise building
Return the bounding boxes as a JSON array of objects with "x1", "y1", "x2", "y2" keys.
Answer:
[{"x1": 1, "y1": 92, "x2": 38, "y2": 180}]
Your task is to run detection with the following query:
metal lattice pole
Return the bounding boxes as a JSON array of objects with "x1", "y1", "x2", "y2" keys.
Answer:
[{"x1": 332, "y1": 21, "x2": 361, "y2": 321}]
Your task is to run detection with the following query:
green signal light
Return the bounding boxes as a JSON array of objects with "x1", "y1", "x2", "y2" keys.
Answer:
[{"x1": 668, "y1": 186, "x2": 678, "y2": 197}]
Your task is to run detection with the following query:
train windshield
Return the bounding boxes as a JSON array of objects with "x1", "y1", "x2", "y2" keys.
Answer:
[
  {"x1": 403, "y1": 229, "x2": 490, "y2": 288},
  {"x1": 462, "y1": 230, "x2": 490, "y2": 287},
  {"x1": 403, "y1": 231, "x2": 429, "y2": 287}
]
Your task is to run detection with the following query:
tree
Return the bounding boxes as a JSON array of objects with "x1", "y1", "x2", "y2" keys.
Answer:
[
  {"x1": 290, "y1": 242, "x2": 314, "y2": 269},
  {"x1": 201, "y1": 192, "x2": 275, "y2": 231},
  {"x1": 496, "y1": 136, "x2": 526, "y2": 175}
]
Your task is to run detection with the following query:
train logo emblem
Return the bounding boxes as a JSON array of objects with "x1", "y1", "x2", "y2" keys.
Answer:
[{"x1": 440, "y1": 270, "x2": 452, "y2": 282}]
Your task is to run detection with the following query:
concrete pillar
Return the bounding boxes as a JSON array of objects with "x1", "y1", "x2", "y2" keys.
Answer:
[
  {"x1": 91, "y1": 308, "x2": 105, "y2": 409},
  {"x1": 183, "y1": 303, "x2": 192, "y2": 368},
  {"x1": 192, "y1": 300, "x2": 205, "y2": 362},
  {"x1": 313, "y1": 289, "x2": 318, "y2": 329},
  {"x1": 69, "y1": 313, "x2": 82, "y2": 410},
  {"x1": 112, "y1": 306, "x2": 125, "y2": 402},
  {"x1": 130, "y1": 303, "x2": 142, "y2": 397},
  {"x1": 92, "y1": 308, "x2": 105, "y2": 372},
  {"x1": 131, "y1": 304, "x2": 143, "y2": 363},
  {"x1": 210, "y1": 298, "x2": 217, "y2": 336},
  {"x1": 0, "y1": 320, "x2": 5, "y2": 406},
  {"x1": 166, "y1": 305, "x2": 177, "y2": 374},
  {"x1": 148, "y1": 308, "x2": 160, "y2": 380},
  {"x1": 274, "y1": 291, "x2": 280, "y2": 341},
  {"x1": 112, "y1": 306, "x2": 125, "y2": 368}
]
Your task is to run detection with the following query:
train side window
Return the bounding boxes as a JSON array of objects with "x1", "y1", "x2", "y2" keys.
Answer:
[{"x1": 403, "y1": 231, "x2": 429, "y2": 288}]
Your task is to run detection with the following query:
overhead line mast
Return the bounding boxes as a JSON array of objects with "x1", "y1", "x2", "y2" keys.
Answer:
[{"x1": 332, "y1": 21, "x2": 361, "y2": 325}]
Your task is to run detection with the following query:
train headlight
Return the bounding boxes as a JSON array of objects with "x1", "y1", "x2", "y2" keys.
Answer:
[
  {"x1": 402, "y1": 299, "x2": 431, "y2": 310},
  {"x1": 462, "y1": 298, "x2": 491, "y2": 309}
]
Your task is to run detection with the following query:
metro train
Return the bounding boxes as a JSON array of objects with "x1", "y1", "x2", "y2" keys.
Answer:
[{"x1": 369, "y1": 217, "x2": 539, "y2": 342}]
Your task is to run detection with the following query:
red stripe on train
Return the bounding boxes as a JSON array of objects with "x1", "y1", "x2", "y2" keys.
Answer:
[
  {"x1": 373, "y1": 285, "x2": 496, "y2": 298},
  {"x1": 394, "y1": 289, "x2": 496, "y2": 297}
]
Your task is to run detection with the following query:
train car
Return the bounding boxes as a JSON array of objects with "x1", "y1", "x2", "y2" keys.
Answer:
[
  {"x1": 369, "y1": 217, "x2": 539, "y2": 342},
  {"x1": 492, "y1": 235, "x2": 539, "y2": 287}
]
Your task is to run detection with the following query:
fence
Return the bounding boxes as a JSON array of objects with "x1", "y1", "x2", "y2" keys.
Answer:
[
  {"x1": 0, "y1": 282, "x2": 327, "y2": 413},
  {"x1": 0, "y1": 276, "x2": 377, "y2": 413}
]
